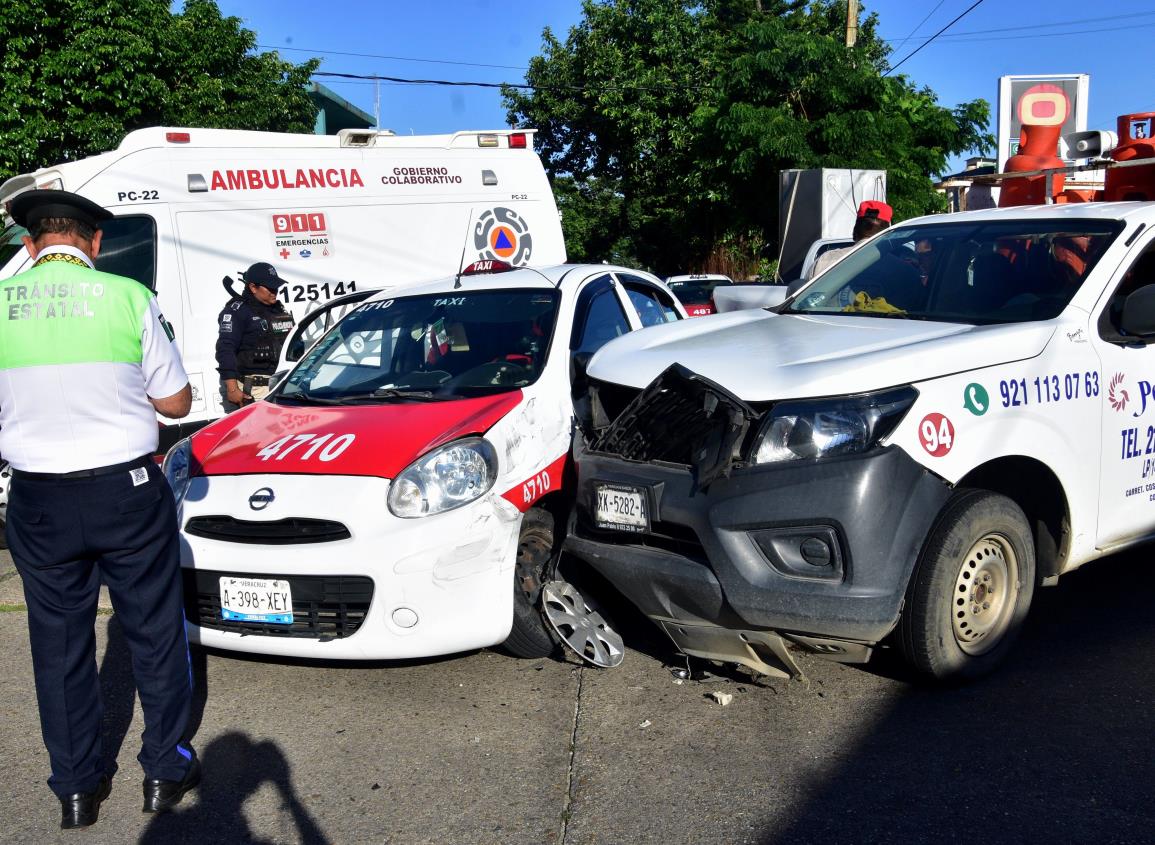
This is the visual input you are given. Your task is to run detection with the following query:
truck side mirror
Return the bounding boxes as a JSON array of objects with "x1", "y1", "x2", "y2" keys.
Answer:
[{"x1": 1120, "y1": 284, "x2": 1155, "y2": 339}]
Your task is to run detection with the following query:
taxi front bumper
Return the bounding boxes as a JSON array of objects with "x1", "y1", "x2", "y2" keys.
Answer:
[{"x1": 178, "y1": 474, "x2": 520, "y2": 660}]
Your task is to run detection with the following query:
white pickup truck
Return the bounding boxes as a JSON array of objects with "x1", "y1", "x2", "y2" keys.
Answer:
[{"x1": 567, "y1": 202, "x2": 1155, "y2": 681}]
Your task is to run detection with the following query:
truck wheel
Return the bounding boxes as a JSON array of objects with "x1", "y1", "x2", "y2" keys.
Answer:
[
  {"x1": 501, "y1": 507, "x2": 558, "y2": 658},
  {"x1": 898, "y1": 490, "x2": 1035, "y2": 681}
]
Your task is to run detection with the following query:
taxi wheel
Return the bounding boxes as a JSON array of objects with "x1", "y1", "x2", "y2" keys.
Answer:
[
  {"x1": 502, "y1": 507, "x2": 559, "y2": 658},
  {"x1": 898, "y1": 490, "x2": 1036, "y2": 682}
]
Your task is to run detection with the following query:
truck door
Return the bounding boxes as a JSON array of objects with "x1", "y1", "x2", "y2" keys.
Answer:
[{"x1": 1093, "y1": 231, "x2": 1155, "y2": 548}]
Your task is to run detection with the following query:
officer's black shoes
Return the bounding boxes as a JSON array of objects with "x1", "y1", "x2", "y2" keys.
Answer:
[
  {"x1": 141, "y1": 758, "x2": 201, "y2": 814},
  {"x1": 60, "y1": 775, "x2": 111, "y2": 830}
]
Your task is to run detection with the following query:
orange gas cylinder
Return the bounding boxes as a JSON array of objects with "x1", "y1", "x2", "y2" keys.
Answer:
[
  {"x1": 1106, "y1": 112, "x2": 1155, "y2": 201},
  {"x1": 999, "y1": 84, "x2": 1070, "y2": 207}
]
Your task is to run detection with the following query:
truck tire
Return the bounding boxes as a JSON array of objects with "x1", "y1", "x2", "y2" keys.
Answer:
[
  {"x1": 501, "y1": 507, "x2": 558, "y2": 658},
  {"x1": 898, "y1": 489, "x2": 1035, "y2": 682}
]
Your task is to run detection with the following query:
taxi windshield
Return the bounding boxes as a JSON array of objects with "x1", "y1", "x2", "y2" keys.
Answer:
[
  {"x1": 785, "y1": 219, "x2": 1124, "y2": 324},
  {"x1": 0, "y1": 222, "x2": 28, "y2": 270},
  {"x1": 276, "y1": 289, "x2": 561, "y2": 404}
]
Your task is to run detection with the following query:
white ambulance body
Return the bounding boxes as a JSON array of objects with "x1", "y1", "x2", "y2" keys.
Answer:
[
  {"x1": 0, "y1": 126, "x2": 566, "y2": 444},
  {"x1": 567, "y1": 201, "x2": 1155, "y2": 682}
]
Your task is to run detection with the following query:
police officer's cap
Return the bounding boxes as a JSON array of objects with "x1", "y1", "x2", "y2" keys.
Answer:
[
  {"x1": 243, "y1": 262, "x2": 286, "y2": 291},
  {"x1": 9, "y1": 189, "x2": 113, "y2": 231}
]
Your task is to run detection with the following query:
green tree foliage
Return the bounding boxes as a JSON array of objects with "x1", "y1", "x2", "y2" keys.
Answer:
[
  {"x1": 0, "y1": 0, "x2": 319, "y2": 179},
  {"x1": 504, "y1": 0, "x2": 992, "y2": 276}
]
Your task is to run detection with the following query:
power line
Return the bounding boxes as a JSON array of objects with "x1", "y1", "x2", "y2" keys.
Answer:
[
  {"x1": 258, "y1": 43, "x2": 527, "y2": 72},
  {"x1": 890, "y1": 0, "x2": 947, "y2": 54},
  {"x1": 903, "y1": 20, "x2": 1155, "y2": 44},
  {"x1": 313, "y1": 70, "x2": 714, "y2": 95},
  {"x1": 882, "y1": 9, "x2": 1155, "y2": 42},
  {"x1": 883, "y1": 0, "x2": 986, "y2": 77}
]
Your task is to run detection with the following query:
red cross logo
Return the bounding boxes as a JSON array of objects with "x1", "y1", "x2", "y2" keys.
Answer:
[{"x1": 279, "y1": 248, "x2": 290, "y2": 259}]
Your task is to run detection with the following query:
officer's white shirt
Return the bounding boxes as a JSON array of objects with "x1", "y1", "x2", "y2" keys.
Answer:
[{"x1": 0, "y1": 247, "x2": 189, "y2": 472}]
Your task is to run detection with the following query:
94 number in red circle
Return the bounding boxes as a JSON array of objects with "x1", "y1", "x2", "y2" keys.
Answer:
[{"x1": 919, "y1": 413, "x2": 955, "y2": 457}]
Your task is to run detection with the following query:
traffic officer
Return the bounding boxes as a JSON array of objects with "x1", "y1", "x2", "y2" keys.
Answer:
[
  {"x1": 216, "y1": 262, "x2": 294, "y2": 411},
  {"x1": 3, "y1": 190, "x2": 200, "y2": 829}
]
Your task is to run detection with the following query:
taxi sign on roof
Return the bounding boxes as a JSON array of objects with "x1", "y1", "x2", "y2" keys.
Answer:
[{"x1": 462, "y1": 259, "x2": 515, "y2": 276}]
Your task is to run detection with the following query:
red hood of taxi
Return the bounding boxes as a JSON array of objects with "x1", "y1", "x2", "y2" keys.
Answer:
[{"x1": 190, "y1": 392, "x2": 523, "y2": 478}]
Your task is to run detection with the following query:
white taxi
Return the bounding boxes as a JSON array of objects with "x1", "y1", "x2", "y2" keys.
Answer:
[{"x1": 164, "y1": 262, "x2": 684, "y2": 660}]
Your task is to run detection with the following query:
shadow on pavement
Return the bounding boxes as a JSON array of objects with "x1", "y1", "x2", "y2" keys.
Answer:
[
  {"x1": 98, "y1": 615, "x2": 136, "y2": 776},
  {"x1": 138, "y1": 731, "x2": 328, "y2": 844},
  {"x1": 760, "y1": 550, "x2": 1155, "y2": 844},
  {"x1": 100, "y1": 617, "x2": 211, "y2": 778}
]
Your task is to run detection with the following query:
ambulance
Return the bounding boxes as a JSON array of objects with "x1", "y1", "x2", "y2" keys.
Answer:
[
  {"x1": 566, "y1": 201, "x2": 1155, "y2": 682},
  {"x1": 0, "y1": 125, "x2": 567, "y2": 441}
]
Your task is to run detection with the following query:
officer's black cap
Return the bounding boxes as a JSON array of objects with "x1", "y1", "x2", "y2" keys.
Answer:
[
  {"x1": 243, "y1": 261, "x2": 286, "y2": 291},
  {"x1": 9, "y1": 189, "x2": 113, "y2": 231}
]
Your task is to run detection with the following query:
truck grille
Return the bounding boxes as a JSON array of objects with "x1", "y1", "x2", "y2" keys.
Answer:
[
  {"x1": 185, "y1": 515, "x2": 351, "y2": 544},
  {"x1": 182, "y1": 569, "x2": 373, "y2": 638}
]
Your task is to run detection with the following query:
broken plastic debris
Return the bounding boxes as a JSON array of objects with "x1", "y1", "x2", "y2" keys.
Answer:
[
  {"x1": 669, "y1": 666, "x2": 690, "y2": 680},
  {"x1": 639, "y1": 719, "x2": 652, "y2": 729},
  {"x1": 709, "y1": 691, "x2": 734, "y2": 707}
]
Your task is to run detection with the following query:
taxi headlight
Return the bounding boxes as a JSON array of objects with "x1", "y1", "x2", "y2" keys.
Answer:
[
  {"x1": 387, "y1": 437, "x2": 498, "y2": 518},
  {"x1": 750, "y1": 386, "x2": 917, "y2": 465},
  {"x1": 162, "y1": 437, "x2": 193, "y2": 505}
]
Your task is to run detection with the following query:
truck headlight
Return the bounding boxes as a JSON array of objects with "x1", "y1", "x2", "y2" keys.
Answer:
[
  {"x1": 387, "y1": 437, "x2": 498, "y2": 518},
  {"x1": 162, "y1": 437, "x2": 193, "y2": 505},
  {"x1": 750, "y1": 386, "x2": 917, "y2": 465}
]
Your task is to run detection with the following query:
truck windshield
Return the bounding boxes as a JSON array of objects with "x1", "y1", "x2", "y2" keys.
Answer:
[
  {"x1": 276, "y1": 289, "x2": 560, "y2": 404},
  {"x1": 786, "y1": 219, "x2": 1124, "y2": 324}
]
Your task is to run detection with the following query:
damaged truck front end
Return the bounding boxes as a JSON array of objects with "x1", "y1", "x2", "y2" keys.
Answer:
[{"x1": 567, "y1": 365, "x2": 949, "y2": 679}]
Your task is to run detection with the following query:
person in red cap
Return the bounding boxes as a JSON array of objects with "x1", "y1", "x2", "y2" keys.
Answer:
[
  {"x1": 806, "y1": 200, "x2": 895, "y2": 280},
  {"x1": 215, "y1": 262, "x2": 295, "y2": 411}
]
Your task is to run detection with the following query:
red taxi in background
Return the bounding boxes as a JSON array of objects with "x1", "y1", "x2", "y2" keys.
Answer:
[{"x1": 664, "y1": 274, "x2": 734, "y2": 316}]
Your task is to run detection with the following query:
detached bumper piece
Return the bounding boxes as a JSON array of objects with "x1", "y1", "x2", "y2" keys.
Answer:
[{"x1": 182, "y1": 569, "x2": 372, "y2": 639}]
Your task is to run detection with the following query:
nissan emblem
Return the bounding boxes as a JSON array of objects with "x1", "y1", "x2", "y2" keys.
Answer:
[{"x1": 249, "y1": 487, "x2": 275, "y2": 510}]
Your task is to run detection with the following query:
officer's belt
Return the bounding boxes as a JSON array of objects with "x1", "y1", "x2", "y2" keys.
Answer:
[{"x1": 11, "y1": 453, "x2": 154, "y2": 480}]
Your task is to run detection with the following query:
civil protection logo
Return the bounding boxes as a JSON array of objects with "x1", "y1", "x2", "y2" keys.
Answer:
[{"x1": 474, "y1": 207, "x2": 532, "y2": 265}]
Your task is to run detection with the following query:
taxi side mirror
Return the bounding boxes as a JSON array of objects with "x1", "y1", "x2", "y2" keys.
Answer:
[{"x1": 571, "y1": 350, "x2": 594, "y2": 387}]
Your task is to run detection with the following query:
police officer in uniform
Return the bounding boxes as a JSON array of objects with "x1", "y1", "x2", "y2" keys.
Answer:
[
  {"x1": 2, "y1": 190, "x2": 200, "y2": 829},
  {"x1": 216, "y1": 262, "x2": 294, "y2": 411}
]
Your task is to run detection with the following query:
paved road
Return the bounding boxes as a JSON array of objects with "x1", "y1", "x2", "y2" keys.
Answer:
[{"x1": 1, "y1": 547, "x2": 1153, "y2": 844}]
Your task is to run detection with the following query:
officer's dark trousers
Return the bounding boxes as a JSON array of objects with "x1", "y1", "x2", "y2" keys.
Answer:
[{"x1": 8, "y1": 459, "x2": 195, "y2": 799}]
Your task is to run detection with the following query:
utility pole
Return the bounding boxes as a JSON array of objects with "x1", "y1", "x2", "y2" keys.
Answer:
[
  {"x1": 845, "y1": 0, "x2": 859, "y2": 47},
  {"x1": 374, "y1": 78, "x2": 380, "y2": 131}
]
